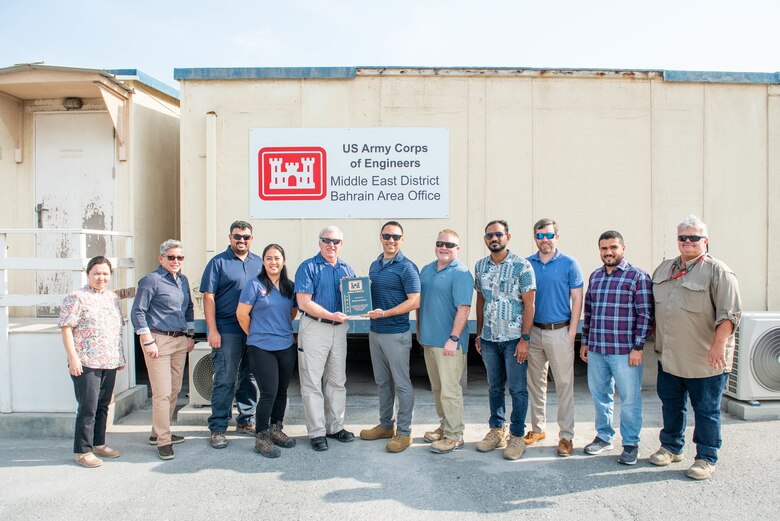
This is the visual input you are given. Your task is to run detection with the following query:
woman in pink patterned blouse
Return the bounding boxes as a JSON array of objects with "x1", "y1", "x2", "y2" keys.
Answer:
[{"x1": 58, "y1": 256, "x2": 126, "y2": 468}]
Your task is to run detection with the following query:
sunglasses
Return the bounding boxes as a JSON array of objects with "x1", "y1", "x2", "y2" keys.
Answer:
[
  {"x1": 164, "y1": 255, "x2": 185, "y2": 262},
  {"x1": 381, "y1": 233, "x2": 403, "y2": 241},
  {"x1": 436, "y1": 241, "x2": 458, "y2": 248},
  {"x1": 535, "y1": 232, "x2": 556, "y2": 240},
  {"x1": 232, "y1": 234, "x2": 252, "y2": 241},
  {"x1": 484, "y1": 232, "x2": 506, "y2": 240},
  {"x1": 678, "y1": 235, "x2": 706, "y2": 243},
  {"x1": 320, "y1": 237, "x2": 342, "y2": 245}
]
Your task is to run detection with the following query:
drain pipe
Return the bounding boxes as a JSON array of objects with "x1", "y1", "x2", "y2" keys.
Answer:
[{"x1": 205, "y1": 111, "x2": 217, "y2": 256}]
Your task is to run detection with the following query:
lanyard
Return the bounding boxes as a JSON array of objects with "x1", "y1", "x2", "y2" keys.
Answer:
[{"x1": 669, "y1": 255, "x2": 704, "y2": 280}]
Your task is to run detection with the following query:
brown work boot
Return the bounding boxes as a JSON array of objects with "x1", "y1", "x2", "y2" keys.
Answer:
[
  {"x1": 269, "y1": 423, "x2": 296, "y2": 448},
  {"x1": 503, "y1": 434, "x2": 526, "y2": 460},
  {"x1": 523, "y1": 431, "x2": 546, "y2": 445},
  {"x1": 430, "y1": 437, "x2": 464, "y2": 454},
  {"x1": 386, "y1": 434, "x2": 412, "y2": 453},
  {"x1": 254, "y1": 430, "x2": 281, "y2": 458},
  {"x1": 360, "y1": 424, "x2": 396, "y2": 441},
  {"x1": 423, "y1": 426, "x2": 444, "y2": 443},
  {"x1": 476, "y1": 426, "x2": 508, "y2": 452},
  {"x1": 210, "y1": 431, "x2": 227, "y2": 449},
  {"x1": 557, "y1": 438, "x2": 573, "y2": 457}
]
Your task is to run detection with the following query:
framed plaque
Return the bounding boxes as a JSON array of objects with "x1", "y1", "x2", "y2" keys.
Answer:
[{"x1": 341, "y1": 277, "x2": 372, "y2": 316}]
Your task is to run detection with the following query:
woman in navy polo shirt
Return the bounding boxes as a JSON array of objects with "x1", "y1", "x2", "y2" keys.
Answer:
[{"x1": 237, "y1": 244, "x2": 298, "y2": 458}]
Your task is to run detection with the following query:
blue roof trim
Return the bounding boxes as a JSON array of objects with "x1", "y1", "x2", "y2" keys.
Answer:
[
  {"x1": 174, "y1": 67, "x2": 357, "y2": 80},
  {"x1": 107, "y1": 69, "x2": 180, "y2": 100},
  {"x1": 663, "y1": 70, "x2": 780, "y2": 84}
]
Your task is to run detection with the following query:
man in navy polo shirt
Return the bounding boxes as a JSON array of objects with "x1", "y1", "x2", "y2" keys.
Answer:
[
  {"x1": 360, "y1": 221, "x2": 420, "y2": 453},
  {"x1": 525, "y1": 218, "x2": 584, "y2": 457},
  {"x1": 295, "y1": 225, "x2": 356, "y2": 451},
  {"x1": 418, "y1": 229, "x2": 474, "y2": 454},
  {"x1": 201, "y1": 220, "x2": 262, "y2": 449}
]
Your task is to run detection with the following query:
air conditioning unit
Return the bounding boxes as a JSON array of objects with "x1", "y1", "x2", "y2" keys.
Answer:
[
  {"x1": 189, "y1": 342, "x2": 214, "y2": 406},
  {"x1": 725, "y1": 312, "x2": 780, "y2": 402}
]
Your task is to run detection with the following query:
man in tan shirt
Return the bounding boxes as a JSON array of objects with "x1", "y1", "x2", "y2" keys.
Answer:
[{"x1": 649, "y1": 215, "x2": 741, "y2": 480}]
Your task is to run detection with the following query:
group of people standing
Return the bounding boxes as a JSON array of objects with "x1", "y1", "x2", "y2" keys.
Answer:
[{"x1": 59, "y1": 215, "x2": 741, "y2": 481}]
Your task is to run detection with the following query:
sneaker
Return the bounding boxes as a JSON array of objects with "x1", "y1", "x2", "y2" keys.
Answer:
[
  {"x1": 649, "y1": 446, "x2": 684, "y2": 467},
  {"x1": 254, "y1": 431, "x2": 281, "y2": 458},
  {"x1": 326, "y1": 429, "x2": 355, "y2": 443},
  {"x1": 557, "y1": 438, "x2": 573, "y2": 457},
  {"x1": 686, "y1": 459, "x2": 715, "y2": 480},
  {"x1": 503, "y1": 434, "x2": 526, "y2": 461},
  {"x1": 210, "y1": 431, "x2": 228, "y2": 449},
  {"x1": 92, "y1": 445, "x2": 121, "y2": 458},
  {"x1": 430, "y1": 437, "x2": 464, "y2": 454},
  {"x1": 386, "y1": 434, "x2": 412, "y2": 453},
  {"x1": 148, "y1": 434, "x2": 185, "y2": 446},
  {"x1": 423, "y1": 427, "x2": 444, "y2": 443},
  {"x1": 617, "y1": 445, "x2": 639, "y2": 465},
  {"x1": 584, "y1": 437, "x2": 614, "y2": 455},
  {"x1": 360, "y1": 424, "x2": 396, "y2": 441},
  {"x1": 235, "y1": 423, "x2": 256, "y2": 436},
  {"x1": 269, "y1": 423, "x2": 296, "y2": 448},
  {"x1": 75, "y1": 452, "x2": 103, "y2": 468},
  {"x1": 523, "y1": 431, "x2": 546, "y2": 445},
  {"x1": 157, "y1": 444, "x2": 175, "y2": 460},
  {"x1": 476, "y1": 426, "x2": 508, "y2": 452}
]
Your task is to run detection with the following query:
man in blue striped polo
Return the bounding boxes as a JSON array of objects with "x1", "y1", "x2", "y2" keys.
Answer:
[{"x1": 360, "y1": 221, "x2": 421, "y2": 453}]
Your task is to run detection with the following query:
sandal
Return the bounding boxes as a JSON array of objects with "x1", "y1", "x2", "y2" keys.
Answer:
[
  {"x1": 75, "y1": 452, "x2": 103, "y2": 468},
  {"x1": 93, "y1": 445, "x2": 121, "y2": 458}
]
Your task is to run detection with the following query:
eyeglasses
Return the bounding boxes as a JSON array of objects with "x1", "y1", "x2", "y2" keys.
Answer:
[
  {"x1": 678, "y1": 235, "x2": 706, "y2": 243},
  {"x1": 320, "y1": 237, "x2": 342, "y2": 245},
  {"x1": 436, "y1": 241, "x2": 458, "y2": 248},
  {"x1": 535, "y1": 232, "x2": 556, "y2": 240},
  {"x1": 381, "y1": 234, "x2": 403, "y2": 241},
  {"x1": 164, "y1": 255, "x2": 185, "y2": 262},
  {"x1": 232, "y1": 234, "x2": 252, "y2": 241},
  {"x1": 484, "y1": 232, "x2": 506, "y2": 240}
]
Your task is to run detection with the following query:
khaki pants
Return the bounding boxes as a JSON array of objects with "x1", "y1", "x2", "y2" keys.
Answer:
[
  {"x1": 143, "y1": 333, "x2": 187, "y2": 446},
  {"x1": 422, "y1": 345, "x2": 466, "y2": 440},
  {"x1": 297, "y1": 315, "x2": 348, "y2": 438},
  {"x1": 527, "y1": 326, "x2": 575, "y2": 440}
]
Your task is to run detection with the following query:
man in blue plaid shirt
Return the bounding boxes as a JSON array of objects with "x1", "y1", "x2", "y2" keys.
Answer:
[{"x1": 579, "y1": 230, "x2": 653, "y2": 465}]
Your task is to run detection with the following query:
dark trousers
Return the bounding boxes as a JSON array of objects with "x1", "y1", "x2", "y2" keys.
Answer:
[
  {"x1": 247, "y1": 345, "x2": 297, "y2": 432},
  {"x1": 71, "y1": 367, "x2": 117, "y2": 453}
]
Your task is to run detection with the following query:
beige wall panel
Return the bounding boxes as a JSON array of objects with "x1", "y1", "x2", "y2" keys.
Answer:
[
  {"x1": 704, "y1": 85, "x2": 767, "y2": 310},
  {"x1": 532, "y1": 78, "x2": 653, "y2": 278},
  {"x1": 769, "y1": 93, "x2": 780, "y2": 310},
  {"x1": 651, "y1": 82, "x2": 705, "y2": 264}
]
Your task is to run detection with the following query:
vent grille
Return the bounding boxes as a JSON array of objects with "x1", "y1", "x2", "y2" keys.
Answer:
[
  {"x1": 751, "y1": 326, "x2": 780, "y2": 392},
  {"x1": 192, "y1": 354, "x2": 214, "y2": 402}
]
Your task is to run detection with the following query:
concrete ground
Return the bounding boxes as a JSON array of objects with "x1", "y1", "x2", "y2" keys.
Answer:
[{"x1": 1, "y1": 372, "x2": 778, "y2": 521}]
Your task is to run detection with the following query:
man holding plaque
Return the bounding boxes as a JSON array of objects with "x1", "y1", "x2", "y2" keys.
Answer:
[
  {"x1": 418, "y1": 229, "x2": 474, "y2": 454},
  {"x1": 361, "y1": 221, "x2": 421, "y2": 453},
  {"x1": 295, "y1": 225, "x2": 356, "y2": 451}
]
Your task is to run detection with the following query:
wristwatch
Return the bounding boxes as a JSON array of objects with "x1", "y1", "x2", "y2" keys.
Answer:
[
  {"x1": 449, "y1": 335, "x2": 459, "y2": 342},
  {"x1": 521, "y1": 333, "x2": 531, "y2": 341}
]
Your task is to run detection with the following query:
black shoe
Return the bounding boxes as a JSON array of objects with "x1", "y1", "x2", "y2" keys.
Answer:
[
  {"x1": 326, "y1": 429, "x2": 355, "y2": 443},
  {"x1": 149, "y1": 434, "x2": 184, "y2": 446},
  {"x1": 157, "y1": 444, "x2": 175, "y2": 460},
  {"x1": 310, "y1": 436, "x2": 328, "y2": 451}
]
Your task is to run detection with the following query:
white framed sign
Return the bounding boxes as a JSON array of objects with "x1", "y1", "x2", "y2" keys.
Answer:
[{"x1": 248, "y1": 128, "x2": 449, "y2": 218}]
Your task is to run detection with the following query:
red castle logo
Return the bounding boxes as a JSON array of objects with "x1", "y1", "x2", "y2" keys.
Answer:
[{"x1": 258, "y1": 147, "x2": 327, "y2": 200}]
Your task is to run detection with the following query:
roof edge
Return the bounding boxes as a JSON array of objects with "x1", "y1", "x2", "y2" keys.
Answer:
[
  {"x1": 174, "y1": 67, "x2": 357, "y2": 80},
  {"x1": 107, "y1": 69, "x2": 180, "y2": 100},
  {"x1": 663, "y1": 70, "x2": 780, "y2": 84}
]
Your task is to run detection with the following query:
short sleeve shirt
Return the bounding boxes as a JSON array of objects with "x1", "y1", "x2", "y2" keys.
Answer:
[
  {"x1": 239, "y1": 279, "x2": 296, "y2": 351},
  {"x1": 419, "y1": 259, "x2": 474, "y2": 351},
  {"x1": 294, "y1": 253, "x2": 356, "y2": 313},
  {"x1": 58, "y1": 286, "x2": 125, "y2": 369},
  {"x1": 369, "y1": 250, "x2": 421, "y2": 334},
  {"x1": 527, "y1": 250, "x2": 583, "y2": 323},
  {"x1": 474, "y1": 251, "x2": 536, "y2": 342},
  {"x1": 200, "y1": 247, "x2": 263, "y2": 334}
]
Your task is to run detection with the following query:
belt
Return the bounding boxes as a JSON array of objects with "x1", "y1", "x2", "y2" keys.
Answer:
[
  {"x1": 303, "y1": 312, "x2": 339, "y2": 326},
  {"x1": 151, "y1": 330, "x2": 187, "y2": 337},
  {"x1": 533, "y1": 321, "x2": 570, "y2": 331}
]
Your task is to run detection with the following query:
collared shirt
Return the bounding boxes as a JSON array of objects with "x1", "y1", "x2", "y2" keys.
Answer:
[
  {"x1": 239, "y1": 280, "x2": 296, "y2": 351},
  {"x1": 200, "y1": 246, "x2": 263, "y2": 334},
  {"x1": 131, "y1": 266, "x2": 194, "y2": 334},
  {"x1": 419, "y1": 258, "x2": 474, "y2": 351},
  {"x1": 652, "y1": 254, "x2": 742, "y2": 378},
  {"x1": 369, "y1": 250, "x2": 421, "y2": 334},
  {"x1": 58, "y1": 286, "x2": 126, "y2": 369},
  {"x1": 582, "y1": 259, "x2": 653, "y2": 355},
  {"x1": 475, "y1": 250, "x2": 536, "y2": 342},
  {"x1": 294, "y1": 252, "x2": 356, "y2": 313},
  {"x1": 527, "y1": 250, "x2": 583, "y2": 323}
]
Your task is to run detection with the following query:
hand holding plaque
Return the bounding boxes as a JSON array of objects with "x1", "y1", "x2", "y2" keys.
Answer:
[{"x1": 341, "y1": 277, "x2": 372, "y2": 316}]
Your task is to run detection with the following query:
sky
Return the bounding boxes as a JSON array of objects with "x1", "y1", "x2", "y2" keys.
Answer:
[{"x1": 1, "y1": 0, "x2": 778, "y2": 90}]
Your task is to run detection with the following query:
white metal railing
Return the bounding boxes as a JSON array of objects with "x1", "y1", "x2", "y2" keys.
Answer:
[{"x1": 0, "y1": 229, "x2": 135, "y2": 413}]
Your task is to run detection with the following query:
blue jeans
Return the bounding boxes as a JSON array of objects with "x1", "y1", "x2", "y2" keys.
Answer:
[
  {"x1": 656, "y1": 362, "x2": 728, "y2": 464},
  {"x1": 480, "y1": 339, "x2": 528, "y2": 437},
  {"x1": 207, "y1": 333, "x2": 258, "y2": 432},
  {"x1": 587, "y1": 351, "x2": 643, "y2": 446}
]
